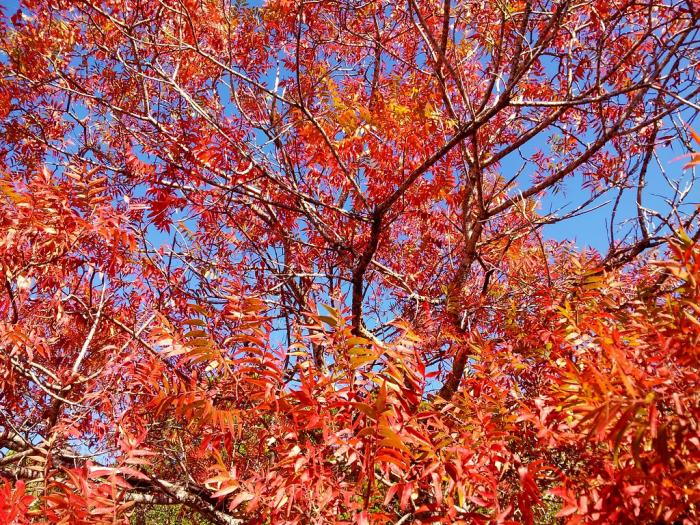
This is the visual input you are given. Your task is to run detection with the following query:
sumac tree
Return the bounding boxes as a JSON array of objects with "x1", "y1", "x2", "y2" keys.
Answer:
[{"x1": 0, "y1": 0, "x2": 699, "y2": 523}]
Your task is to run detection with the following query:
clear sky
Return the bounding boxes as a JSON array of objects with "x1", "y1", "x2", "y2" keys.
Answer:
[{"x1": 2, "y1": 0, "x2": 697, "y2": 255}]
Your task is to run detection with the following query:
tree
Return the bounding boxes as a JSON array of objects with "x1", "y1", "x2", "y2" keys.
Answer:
[{"x1": 0, "y1": 0, "x2": 699, "y2": 522}]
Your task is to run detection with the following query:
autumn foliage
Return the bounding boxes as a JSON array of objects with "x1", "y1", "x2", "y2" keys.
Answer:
[{"x1": 1, "y1": 0, "x2": 699, "y2": 523}]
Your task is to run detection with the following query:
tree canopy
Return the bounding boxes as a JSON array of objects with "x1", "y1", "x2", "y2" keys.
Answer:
[{"x1": 1, "y1": 0, "x2": 699, "y2": 523}]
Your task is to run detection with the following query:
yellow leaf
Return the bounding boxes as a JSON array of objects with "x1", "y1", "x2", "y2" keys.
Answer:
[{"x1": 379, "y1": 425, "x2": 408, "y2": 451}]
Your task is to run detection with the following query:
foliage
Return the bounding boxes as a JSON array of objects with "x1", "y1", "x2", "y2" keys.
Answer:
[{"x1": 0, "y1": 0, "x2": 699, "y2": 523}]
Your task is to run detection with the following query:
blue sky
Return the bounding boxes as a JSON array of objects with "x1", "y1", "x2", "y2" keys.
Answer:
[{"x1": 2, "y1": 0, "x2": 697, "y2": 254}]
